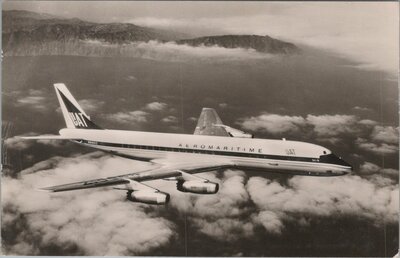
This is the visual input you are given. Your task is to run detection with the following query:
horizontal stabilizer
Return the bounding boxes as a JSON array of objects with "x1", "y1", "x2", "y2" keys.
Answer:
[
  {"x1": 213, "y1": 124, "x2": 253, "y2": 138},
  {"x1": 21, "y1": 135, "x2": 76, "y2": 140}
]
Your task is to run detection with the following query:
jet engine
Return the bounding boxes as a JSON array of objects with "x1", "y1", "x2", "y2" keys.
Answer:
[
  {"x1": 127, "y1": 190, "x2": 170, "y2": 205},
  {"x1": 177, "y1": 180, "x2": 219, "y2": 194}
]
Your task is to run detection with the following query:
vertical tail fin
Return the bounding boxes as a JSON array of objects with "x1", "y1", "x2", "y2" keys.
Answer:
[
  {"x1": 54, "y1": 83, "x2": 102, "y2": 129},
  {"x1": 193, "y1": 108, "x2": 229, "y2": 136}
]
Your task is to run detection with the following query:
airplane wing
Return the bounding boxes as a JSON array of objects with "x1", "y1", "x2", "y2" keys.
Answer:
[
  {"x1": 21, "y1": 135, "x2": 77, "y2": 140},
  {"x1": 193, "y1": 108, "x2": 230, "y2": 137},
  {"x1": 40, "y1": 159, "x2": 234, "y2": 192},
  {"x1": 193, "y1": 108, "x2": 253, "y2": 138}
]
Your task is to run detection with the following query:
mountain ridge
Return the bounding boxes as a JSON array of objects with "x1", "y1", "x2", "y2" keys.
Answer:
[
  {"x1": 3, "y1": 10, "x2": 300, "y2": 56},
  {"x1": 176, "y1": 35, "x2": 299, "y2": 54}
]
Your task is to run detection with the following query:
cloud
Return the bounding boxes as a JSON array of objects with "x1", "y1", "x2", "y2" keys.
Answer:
[
  {"x1": 125, "y1": 75, "x2": 137, "y2": 81},
  {"x1": 238, "y1": 113, "x2": 399, "y2": 158},
  {"x1": 19, "y1": 156, "x2": 66, "y2": 175},
  {"x1": 219, "y1": 103, "x2": 228, "y2": 109},
  {"x1": 359, "y1": 162, "x2": 398, "y2": 177},
  {"x1": 2, "y1": 150, "x2": 398, "y2": 255},
  {"x1": 352, "y1": 106, "x2": 372, "y2": 112},
  {"x1": 78, "y1": 99, "x2": 105, "y2": 113},
  {"x1": 370, "y1": 125, "x2": 398, "y2": 144},
  {"x1": 4, "y1": 134, "x2": 66, "y2": 151},
  {"x1": 149, "y1": 170, "x2": 256, "y2": 241},
  {"x1": 367, "y1": 174, "x2": 398, "y2": 188},
  {"x1": 153, "y1": 169, "x2": 398, "y2": 237},
  {"x1": 161, "y1": 115, "x2": 178, "y2": 124},
  {"x1": 145, "y1": 102, "x2": 168, "y2": 111},
  {"x1": 17, "y1": 96, "x2": 45, "y2": 106},
  {"x1": 4, "y1": 135, "x2": 34, "y2": 151},
  {"x1": 172, "y1": 171, "x2": 398, "y2": 239},
  {"x1": 129, "y1": 3, "x2": 397, "y2": 74},
  {"x1": 129, "y1": 17, "x2": 203, "y2": 34},
  {"x1": 353, "y1": 125, "x2": 398, "y2": 155},
  {"x1": 238, "y1": 113, "x2": 364, "y2": 137},
  {"x1": 358, "y1": 119, "x2": 378, "y2": 126},
  {"x1": 356, "y1": 138, "x2": 398, "y2": 155},
  {"x1": 246, "y1": 175, "x2": 398, "y2": 230},
  {"x1": 15, "y1": 89, "x2": 47, "y2": 111},
  {"x1": 5, "y1": 2, "x2": 397, "y2": 73},
  {"x1": 83, "y1": 40, "x2": 273, "y2": 63},
  {"x1": 103, "y1": 110, "x2": 149, "y2": 124},
  {"x1": 36, "y1": 138, "x2": 66, "y2": 148},
  {"x1": 306, "y1": 114, "x2": 359, "y2": 137},
  {"x1": 239, "y1": 113, "x2": 306, "y2": 134},
  {"x1": 2, "y1": 153, "x2": 175, "y2": 255},
  {"x1": 252, "y1": 210, "x2": 284, "y2": 234}
]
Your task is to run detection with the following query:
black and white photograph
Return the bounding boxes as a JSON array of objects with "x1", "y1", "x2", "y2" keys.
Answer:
[{"x1": 1, "y1": 1, "x2": 399, "y2": 256}]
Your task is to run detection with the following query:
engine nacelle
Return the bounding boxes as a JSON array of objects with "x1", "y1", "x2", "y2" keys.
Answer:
[
  {"x1": 177, "y1": 180, "x2": 219, "y2": 194},
  {"x1": 127, "y1": 190, "x2": 170, "y2": 205}
]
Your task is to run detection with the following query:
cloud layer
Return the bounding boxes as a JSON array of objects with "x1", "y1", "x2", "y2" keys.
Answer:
[
  {"x1": 247, "y1": 175, "x2": 398, "y2": 226},
  {"x1": 2, "y1": 153, "x2": 398, "y2": 255},
  {"x1": 129, "y1": 3, "x2": 398, "y2": 75},
  {"x1": 4, "y1": 134, "x2": 66, "y2": 151},
  {"x1": 2, "y1": 153, "x2": 175, "y2": 255},
  {"x1": 82, "y1": 40, "x2": 273, "y2": 63},
  {"x1": 102, "y1": 101, "x2": 180, "y2": 129},
  {"x1": 103, "y1": 110, "x2": 149, "y2": 125},
  {"x1": 145, "y1": 102, "x2": 168, "y2": 111},
  {"x1": 239, "y1": 113, "x2": 306, "y2": 134},
  {"x1": 4, "y1": 2, "x2": 397, "y2": 74},
  {"x1": 15, "y1": 89, "x2": 47, "y2": 112},
  {"x1": 238, "y1": 113, "x2": 398, "y2": 155},
  {"x1": 78, "y1": 99, "x2": 105, "y2": 113}
]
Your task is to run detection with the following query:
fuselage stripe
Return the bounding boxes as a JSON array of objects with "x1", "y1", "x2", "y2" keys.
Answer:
[{"x1": 77, "y1": 140, "x2": 347, "y2": 167}]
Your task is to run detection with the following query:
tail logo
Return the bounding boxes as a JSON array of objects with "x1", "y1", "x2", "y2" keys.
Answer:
[
  {"x1": 69, "y1": 112, "x2": 88, "y2": 127},
  {"x1": 56, "y1": 85, "x2": 102, "y2": 129}
]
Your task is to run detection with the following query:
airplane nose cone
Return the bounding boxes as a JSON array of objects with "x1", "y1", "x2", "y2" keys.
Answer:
[{"x1": 320, "y1": 153, "x2": 352, "y2": 170}]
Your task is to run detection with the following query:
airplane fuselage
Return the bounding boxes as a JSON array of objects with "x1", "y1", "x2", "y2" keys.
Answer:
[
  {"x1": 24, "y1": 83, "x2": 353, "y2": 201},
  {"x1": 60, "y1": 128, "x2": 352, "y2": 176}
]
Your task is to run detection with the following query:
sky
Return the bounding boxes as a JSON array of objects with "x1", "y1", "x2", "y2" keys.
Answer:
[
  {"x1": 1, "y1": 1, "x2": 399, "y2": 256},
  {"x1": 2, "y1": 52, "x2": 399, "y2": 256},
  {"x1": 3, "y1": 1, "x2": 399, "y2": 75}
]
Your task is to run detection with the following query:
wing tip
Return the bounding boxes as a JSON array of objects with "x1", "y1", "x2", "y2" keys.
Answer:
[
  {"x1": 53, "y1": 82, "x2": 66, "y2": 88},
  {"x1": 36, "y1": 187, "x2": 55, "y2": 193},
  {"x1": 20, "y1": 136, "x2": 44, "y2": 140}
]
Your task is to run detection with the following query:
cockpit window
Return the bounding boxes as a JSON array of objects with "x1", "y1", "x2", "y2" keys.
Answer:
[{"x1": 319, "y1": 153, "x2": 350, "y2": 167}]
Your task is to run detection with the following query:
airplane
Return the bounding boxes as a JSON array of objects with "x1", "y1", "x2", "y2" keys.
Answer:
[{"x1": 22, "y1": 83, "x2": 352, "y2": 205}]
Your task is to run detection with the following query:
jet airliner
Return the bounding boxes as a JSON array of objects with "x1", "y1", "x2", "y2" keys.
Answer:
[{"x1": 23, "y1": 83, "x2": 352, "y2": 204}]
